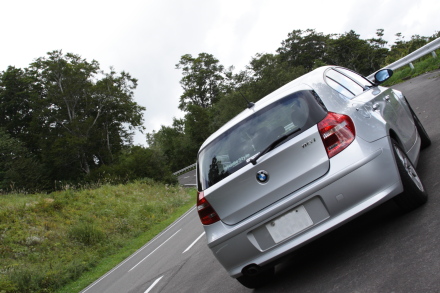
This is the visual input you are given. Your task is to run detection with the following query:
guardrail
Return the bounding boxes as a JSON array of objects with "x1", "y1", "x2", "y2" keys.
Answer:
[
  {"x1": 173, "y1": 163, "x2": 196, "y2": 176},
  {"x1": 174, "y1": 38, "x2": 440, "y2": 178},
  {"x1": 367, "y1": 36, "x2": 440, "y2": 80}
]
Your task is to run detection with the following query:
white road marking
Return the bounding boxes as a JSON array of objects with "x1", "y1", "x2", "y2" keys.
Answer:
[
  {"x1": 80, "y1": 206, "x2": 195, "y2": 292},
  {"x1": 144, "y1": 276, "x2": 164, "y2": 293},
  {"x1": 129, "y1": 229, "x2": 181, "y2": 272},
  {"x1": 182, "y1": 232, "x2": 206, "y2": 253}
]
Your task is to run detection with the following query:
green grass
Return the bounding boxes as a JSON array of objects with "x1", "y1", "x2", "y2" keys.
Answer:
[
  {"x1": 0, "y1": 180, "x2": 196, "y2": 293},
  {"x1": 57, "y1": 201, "x2": 195, "y2": 293},
  {"x1": 383, "y1": 49, "x2": 440, "y2": 86}
]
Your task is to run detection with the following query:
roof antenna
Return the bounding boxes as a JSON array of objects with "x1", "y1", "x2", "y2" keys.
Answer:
[{"x1": 239, "y1": 91, "x2": 255, "y2": 109}]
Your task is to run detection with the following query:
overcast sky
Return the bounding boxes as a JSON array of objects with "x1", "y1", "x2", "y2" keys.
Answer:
[{"x1": 1, "y1": 0, "x2": 438, "y2": 145}]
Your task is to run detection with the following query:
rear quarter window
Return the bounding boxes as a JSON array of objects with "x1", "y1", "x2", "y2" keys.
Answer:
[{"x1": 325, "y1": 68, "x2": 373, "y2": 99}]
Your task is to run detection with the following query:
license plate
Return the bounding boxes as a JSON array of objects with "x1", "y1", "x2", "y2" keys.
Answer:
[{"x1": 266, "y1": 205, "x2": 313, "y2": 243}]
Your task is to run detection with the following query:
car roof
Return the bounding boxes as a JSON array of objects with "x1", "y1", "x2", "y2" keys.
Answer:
[{"x1": 199, "y1": 66, "x2": 333, "y2": 151}]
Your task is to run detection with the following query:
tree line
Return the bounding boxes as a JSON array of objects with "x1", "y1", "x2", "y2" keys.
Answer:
[
  {"x1": 147, "y1": 29, "x2": 439, "y2": 172},
  {"x1": 0, "y1": 51, "x2": 175, "y2": 192},
  {"x1": 1, "y1": 29, "x2": 438, "y2": 192}
]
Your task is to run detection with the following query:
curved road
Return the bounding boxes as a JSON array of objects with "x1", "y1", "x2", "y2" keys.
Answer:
[
  {"x1": 177, "y1": 169, "x2": 196, "y2": 187},
  {"x1": 82, "y1": 70, "x2": 440, "y2": 293}
]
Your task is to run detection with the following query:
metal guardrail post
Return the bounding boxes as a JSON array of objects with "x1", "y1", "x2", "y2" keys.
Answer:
[{"x1": 173, "y1": 163, "x2": 197, "y2": 176}]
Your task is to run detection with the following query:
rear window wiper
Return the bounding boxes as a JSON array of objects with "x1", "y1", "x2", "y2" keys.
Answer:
[{"x1": 249, "y1": 128, "x2": 301, "y2": 165}]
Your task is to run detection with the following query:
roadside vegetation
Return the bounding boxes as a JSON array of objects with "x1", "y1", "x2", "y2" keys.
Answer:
[
  {"x1": 0, "y1": 181, "x2": 195, "y2": 293},
  {"x1": 383, "y1": 49, "x2": 440, "y2": 86},
  {"x1": 1, "y1": 30, "x2": 439, "y2": 195}
]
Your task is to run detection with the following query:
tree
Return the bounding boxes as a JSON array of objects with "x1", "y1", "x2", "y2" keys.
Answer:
[
  {"x1": 0, "y1": 128, "x2": 48, "y2": 192},
  {"x1": 325, "y1": 30, "x2": 378, "y2": 75},
  {"x1": 365, "y1": 29, "x2": 389, "y2": 72},
  {"x1": 27, "y1": 51, "x2": 145, "y2": 179},
  {"x1": 0, "y1": 66, "x2": 41, "y2": 152},
  {"x1": 429, "y1": 31, "x2": 440, "y2": 41},
  {"x1": 88, "y1": 68, "x2": 145, "y2": 164},
  {"x1": 147, "y1": 118, "x2": 196, "y2": 172},
  {"x1": 183, "y1": 104, "x2": 213, "y2": 149},
  {"x1": 0, "y1": 50, "x2": 146, "y2": 185},
  {"x1": 368, "y1": 29, "x2": 388, "y2": 48},
  {"x1": 247, "y1": 53, "x2": 307, "y2": 98},
  {"x1": 277, "y1": 29, "x2": 331, "y2": 71},
  {"x1": 385, "y1": 33, "x2": 431, "y2": 65},
  {"x1": 176, "y1": 53, "x2": 225, "y2": 111}
]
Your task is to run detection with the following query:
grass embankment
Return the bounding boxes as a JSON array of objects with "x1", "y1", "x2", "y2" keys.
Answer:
[
  {"x1": 0, "y1": 180, "x2": 196, "y2": 293},
  {"x1": 383, "y1": 49, "x2": 440, "y2": 86}
]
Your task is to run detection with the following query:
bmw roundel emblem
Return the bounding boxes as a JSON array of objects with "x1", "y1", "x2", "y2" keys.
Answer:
[{"x1": 256, "y1": 170, "x2": 269, "y2": 184}]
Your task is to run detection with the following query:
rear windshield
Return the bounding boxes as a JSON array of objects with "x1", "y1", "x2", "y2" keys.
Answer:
[{"x1": 197, "y1": 90, "x2": 327, "y2": 190}]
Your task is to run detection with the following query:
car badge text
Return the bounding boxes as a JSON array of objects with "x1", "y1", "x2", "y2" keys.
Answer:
[{"x1": 302, "y1": 138, "x2": 316, "y2": 148}]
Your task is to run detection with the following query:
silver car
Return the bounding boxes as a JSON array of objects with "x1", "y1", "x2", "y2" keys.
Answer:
[{"x1": 196, "y1": 66, "x2": 430, "y2": 288}]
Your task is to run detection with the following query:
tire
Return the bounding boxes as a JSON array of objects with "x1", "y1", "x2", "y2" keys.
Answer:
[
  {"x1": 413, "y1": 111, "x2": 431, "y2": 149},
  {"x1": 404, "y1": 97, "x2": 431, "y2": 149},
  {"x1": 392, "y1": 139, "x2": 428, "y2": 212},
  {"x1": 236, "y1": 267, "x2": 275, "y2": 289}
]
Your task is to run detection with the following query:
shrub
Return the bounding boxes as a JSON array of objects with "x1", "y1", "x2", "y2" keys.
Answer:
[{"x1": 68, "y1": 221, "x2": 106, "y2": 246}]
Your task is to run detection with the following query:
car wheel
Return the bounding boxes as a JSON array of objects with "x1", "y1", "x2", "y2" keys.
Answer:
[
  {"x1": 236, "y1": 267, "x2": 275, "y2": 289},
  {"x1": 392, "y1": 139, "x2": 427, "y2": 212},
  {"x1": 413, "y1": 111, "x2": 431, "y2": 149},
  {"x1": 405, "y1": 98, "x2": 431, "y2": 149}
]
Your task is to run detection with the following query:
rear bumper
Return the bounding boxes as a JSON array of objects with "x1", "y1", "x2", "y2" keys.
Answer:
[{"x1": 204, "y1": 136, "x2": 403, "y2": 278}]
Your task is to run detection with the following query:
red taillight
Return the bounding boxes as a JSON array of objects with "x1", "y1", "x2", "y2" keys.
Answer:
[
  {"x1": 197, "y1": 191, "x2": 220, "y2": 225},
  {"x1": 318, "y1": 112, "x2": 355, "y2": 158}
]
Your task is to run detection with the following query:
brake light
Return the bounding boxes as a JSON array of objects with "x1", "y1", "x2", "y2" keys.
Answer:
[
  {"x1": 318, "y1": 112, "x2": 355, "y2": 158},
  {"x1": 197, "y1": 191, "x2": 220, "y2": 225}
]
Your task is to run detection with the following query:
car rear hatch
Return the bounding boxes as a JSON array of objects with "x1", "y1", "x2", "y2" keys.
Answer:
[{"x1": 197, "y1": 89, "x2": 331, "y2": 225}]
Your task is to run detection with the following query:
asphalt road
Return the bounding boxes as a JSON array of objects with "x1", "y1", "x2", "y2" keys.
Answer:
[
  {"x1": 82, "y1": 70, "x2": 440, "y2": 293},
  {"x1": 177, "y1": 169, "x2": 196, "y2": 187}
]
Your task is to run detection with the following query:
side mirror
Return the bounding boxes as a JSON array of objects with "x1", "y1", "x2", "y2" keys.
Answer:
[{"x1": 374, "y1": 69, "x2": 393, "y2": 85}]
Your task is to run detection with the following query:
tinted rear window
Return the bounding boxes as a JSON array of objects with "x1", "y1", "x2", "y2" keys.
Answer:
[{"x1": 197, "y1": 90, "x2": 327, "y2": 190}]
